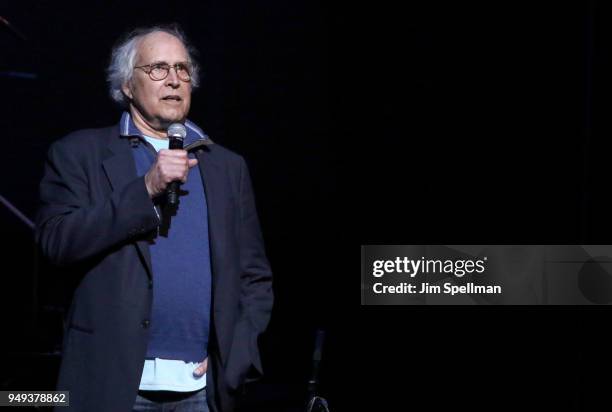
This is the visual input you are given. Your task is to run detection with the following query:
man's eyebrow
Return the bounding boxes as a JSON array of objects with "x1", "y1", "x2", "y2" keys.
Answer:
[{"x1": 148, "y1": 60, "x2": 190, "y2": 66}]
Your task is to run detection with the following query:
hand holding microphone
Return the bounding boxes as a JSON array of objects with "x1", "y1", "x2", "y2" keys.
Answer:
[{"x1": 144, "y1": 123, "x2": 198, "y2": 200}]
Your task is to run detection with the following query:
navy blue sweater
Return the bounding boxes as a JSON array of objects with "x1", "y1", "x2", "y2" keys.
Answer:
[{"x1": 122, "y1": 112, "x2": 212, "y2": 362}]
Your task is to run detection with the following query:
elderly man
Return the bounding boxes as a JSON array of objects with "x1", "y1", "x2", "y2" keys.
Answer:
[{"x1": 36, "y1": 24, "x2": 273, "y2": 412}]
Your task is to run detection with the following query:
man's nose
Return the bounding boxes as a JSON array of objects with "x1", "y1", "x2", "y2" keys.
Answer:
[{"x1": 165, "y1": 67, "x2": 180, "y2": 87}]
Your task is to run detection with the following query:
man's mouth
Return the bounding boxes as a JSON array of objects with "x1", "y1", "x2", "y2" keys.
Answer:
[{"x1": 162, "y1": 95, "x2": 182, "y2": 101}]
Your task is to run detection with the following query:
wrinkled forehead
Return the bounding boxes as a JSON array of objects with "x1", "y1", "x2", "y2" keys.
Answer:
[{"x1": 135, "y1": 31, "x2": 190, "y2": 65}]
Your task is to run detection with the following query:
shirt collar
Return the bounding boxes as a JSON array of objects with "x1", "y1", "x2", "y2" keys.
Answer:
[{"x1": 119, "y1": 111, "x2": 208, "y2": 145}]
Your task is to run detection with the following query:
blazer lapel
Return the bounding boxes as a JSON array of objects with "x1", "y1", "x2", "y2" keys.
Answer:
[{"x1": 101, "y1": 128, "x2": 153, "y2": 278}]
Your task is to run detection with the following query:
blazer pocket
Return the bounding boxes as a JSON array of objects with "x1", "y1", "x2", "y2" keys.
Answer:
[{"x1": 224, "y1": 317, "x2": 253, "y2": 391}]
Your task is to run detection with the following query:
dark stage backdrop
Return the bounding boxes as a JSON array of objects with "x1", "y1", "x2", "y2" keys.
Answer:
[
  {"x1": 0, "y1": 1, "x2": 337, "y2": 410},
  {"x1": 10, "y1": 0, "x2": 612, "y2": 410},
  {"x1": 351, "y1": 1, "x2": 612, "y2": 411}
]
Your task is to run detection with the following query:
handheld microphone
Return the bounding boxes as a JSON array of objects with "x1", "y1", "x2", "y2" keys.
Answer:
[{"x1": 167, "y1": 123, "x2": 187, "y2": 207}]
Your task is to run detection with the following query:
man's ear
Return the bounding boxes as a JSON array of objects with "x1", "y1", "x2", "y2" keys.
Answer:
[{"x1": 122, "y1": 81, "x2": 133, "y2": 100}]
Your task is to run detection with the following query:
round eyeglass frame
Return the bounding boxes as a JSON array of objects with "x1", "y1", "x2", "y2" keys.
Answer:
[{"x1": 134, "y1": 62, "x2": 193, "y2": 82}]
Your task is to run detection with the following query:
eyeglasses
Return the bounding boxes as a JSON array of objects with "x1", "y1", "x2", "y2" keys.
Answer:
[{"x1": 134, "y1": 62, "x2": 193, "y2": 82}]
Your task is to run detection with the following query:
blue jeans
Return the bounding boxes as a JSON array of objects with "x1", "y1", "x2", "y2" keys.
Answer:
[{"x1": 132, "y1": 388, "x2": 209, "y2": 412}]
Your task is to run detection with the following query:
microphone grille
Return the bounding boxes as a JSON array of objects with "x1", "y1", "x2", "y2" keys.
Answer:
[{"x1": 167, "y1": 123, "x2": 187, "y2": 139}]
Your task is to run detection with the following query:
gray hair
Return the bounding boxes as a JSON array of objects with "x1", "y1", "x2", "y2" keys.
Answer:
[{"x1": 106, "y1": 24, "x2": 201, "y2": 107}]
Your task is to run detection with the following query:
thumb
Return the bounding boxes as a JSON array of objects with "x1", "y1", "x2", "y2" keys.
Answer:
[
  {"x1": 193, "y1": 357, "x2": 208, "y2": 377},
  {"x1": 188, "y1": 158, "x2": 199, "y2": 168}
]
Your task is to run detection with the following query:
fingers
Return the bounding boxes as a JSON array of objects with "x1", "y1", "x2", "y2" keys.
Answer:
[
  {"x1": 158, "y1": 149, "x2": 190, "y2": 162},
  {"x1": 193, "y1": 357, "x2": 208, "y2": 377},
  {"x1": 145, "y1": 150, "x2": 198, "y2": 197},
  {"x1": 158, "y1": 150, "x2": 198, "y2": 170},
  {"x1": 159, "y1": 148, "x2": 188, "y2": 155},
  {"x1": 158, "y1": 151, "x2": 195, "y2": 182},
  {"x1": 193, "y1": 365, "x2": 204, "y2": 377}
]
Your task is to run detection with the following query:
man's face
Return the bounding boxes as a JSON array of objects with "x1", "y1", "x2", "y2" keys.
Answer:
[{"x1": 122, "y1": 31, "x2": 192, "y2": 130}]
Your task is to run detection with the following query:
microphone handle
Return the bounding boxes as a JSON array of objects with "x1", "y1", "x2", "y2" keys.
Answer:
[{"x1": 167, "y1": 137, "x2": 184, "y2": 206}]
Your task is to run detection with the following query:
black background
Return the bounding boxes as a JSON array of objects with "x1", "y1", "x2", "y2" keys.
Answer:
[
  {"x1": 355, "y1": 1, "x2": 612, "y2": 411},
  {"x1": 4, "y1": 0, "x2": 612, "y2": 411}
]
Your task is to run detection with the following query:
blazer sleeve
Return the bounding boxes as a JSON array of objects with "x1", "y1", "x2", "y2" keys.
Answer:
[
  {"x1": 35, "y1": 139, "x2": 160, "y2": 267},
  {"x1": 237, "y1": 156, "x2": 274, "y2": 378}
]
